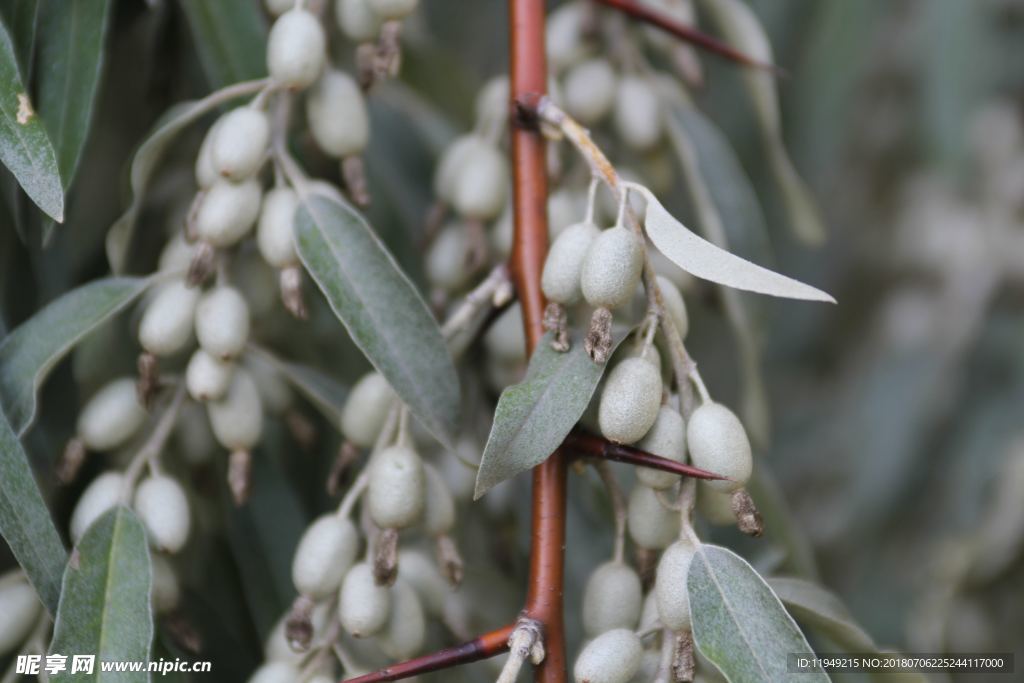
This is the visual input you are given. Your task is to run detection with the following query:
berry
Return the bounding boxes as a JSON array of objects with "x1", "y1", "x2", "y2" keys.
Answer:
[
  {"x1": 656, "y1": 275, "x2": 689, "y2": 340},
  {"x1": 291, "y1": 515, "x2": 360, "y2": 599},
  {"x1": 336, "y1": 0, "x2": 381, "y2": 42},
  {"x1": 572, "y1": 629, "x2": 643, "y2": 683},
  {"x1": 425, "y1": 224, "x2": 471, "y2": 292},
  {"x1": 452, "y1": 141, "x2": 507, "y2": 221},
  {"x1": 340, "y1": 372, "x2": 396, "y2": 448},
  {"x1": 563, "y1": 59, "x2": 617, "y2": 125},
  {"x1": 434, "y1": 135, "x2": 481, "y2": 203},
  {"x1": 195, "y1": 286, "x2": 251, "y2": 361},
  {"x1": 397, "y1": 549, "x2": 449, "y2": 615},
  {"x1": 378, "y1": 579, "x2": 426, "y2": 660},
  {"x1": 211, "y1": 107, "x2": 270, "y2": 181},
  {"x1": 627, "y1": 484, "x2": 680, "y2": 550},
  {"x1": 194, "y1": 119, "x2": 223, "y2": 190},
  {"x1": 367, "y1": 445, "x2": 425, "y2": 529},
  {"x1": 265, "y1": 0, "x2": 295, "y2": 15},
  {"x1": 541, "y1": 221, "x2": 601, "y2": 305},
  {"x1": 267, "y1": 9, "x2": 327, "y2": 89},
  {"x1": 581, "y1": 561, "x2": 642, "y2": 636},
  {"x1": 77, "y1": 378, "x2": 147, "y2": 452},
  {"x1": 150, "y1": 554, "x2": 181, "y2": 615},
  {"x1": 655, "y1": 538, "x2": 697, "y2": 631},
  {"x1": 307, "y1": 70, "x2": 369, "y2": 157},
  {"x1": 195, "y1": 178, "x2": 263, "y2": 247},
  {"x1": 422, "y1": 462, "x2": 455, "y2": 536},
  {"x1": 367, "y1": 0, "x2": 419, "y2": 20},
  {"x1": 613, "y1": 76, "x2": 663, "y2": 151},
  {"x1": 70, "y1": 472, "x2": 124, "y2": 542},
  {"x1": 207, "y1": 369, "x2": 264, "y2": 450},
  {"x1": 598, "y1": 356, "x2": 663, "y2": 445},
  {"x1": 0, "y1": 573, "x2": 41, "y2": 655},
  {"x1": 339, "y1": 562, "x2": 390, "y2": 637},
  {"x1": 687, "y1": 402, "x2": 752, "y2": 492},
  {"x1": 581, "y1": 225, "x2": 644, "y2": 310},
  {"x1": 257, "y1": 187, "x2": 300, "y2": 268},
  {"x1": 134, "y1": 475, "x2": 191, "y2": 553},
  {"x1": 636, "y1": 406, "x2": 687, "y2": 489},
  {"x1": 139, "y1": 280, "x2": 200, "y2": 356},
  {"x1": 186, "y1": 349, "x2": 235, "y2": 401},
  {"x1": 483, "y1": 303, "x2": 526, "y2": 363},
  {"x1": 697, "y1": 481, "x2": 737, "y2": 525}
]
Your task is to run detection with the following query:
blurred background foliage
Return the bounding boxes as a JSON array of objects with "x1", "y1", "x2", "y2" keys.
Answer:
[{"x1": 2, "y1": 0, "x2": 1023, "y2": 680}]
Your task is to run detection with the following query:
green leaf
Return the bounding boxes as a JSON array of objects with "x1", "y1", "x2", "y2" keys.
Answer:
[
  {"x1": 0, "y1": 276, "x2": 151, "y2": 435},
  {"x1": 688, "y1": 544, "x2": 828, "y2": 682},
  {"x1": 0, "y1": 0, "x2": 39, "y2": 78},
  {"x1": 768, "y1": 577, "x2": 877, "y2": 653},
  {"x1": 638, "y1": 186, "x2": 834, "y2": 304},
  {"x1": 474, "y1": 329, "x2": 631, "y2": 499},
  {"x1": 36, "y1": 0, "x2": 113, "y2": 190},
  {"x1": 179, "y1": 0, "x2": 267, "y2": 89},
  {"x1": 49, "y1": 507, "x2": 153, "y2": 682},
  {"x1": 0, "y1": 407, "x2": 67, "y2": 615},
  {"x1": 0, "y1": 18, "x2": 63, "y2": 222},
  {"x1": 295, "y1": 193, "x2": 460, "y2": 448}
]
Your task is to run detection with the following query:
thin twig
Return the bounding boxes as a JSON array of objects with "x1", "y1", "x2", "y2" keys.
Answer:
[
  {"x1": 120, "y1": 384, "x2": 186, "y2": 502},
  {"x1": 593, "y1": 461, "x2": 628, "y2": 563}
]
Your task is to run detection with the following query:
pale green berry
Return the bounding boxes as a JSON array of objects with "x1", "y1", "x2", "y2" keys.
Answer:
[
  {"x1": 186, "y1": 349, "x2": 235, "y2": 402},
  {"x1": 656, "y1": 275, "x2": 689, "y2": 340},
  {"x1": 367, "y1": 0, "x2": 419, "y2": 20},
  {"x1": 336, "y1": 0, "x2": 381, "y2": 42},
  {"x1": 655, "y1": 538, "x2": 696, "y2": 631},
  {"x1": 70, "y1": 472, "x2": 124, "y2": 543},
  {"x1": 77, "y1": 378, "x2": 147, "y2": 452},
  {"x1": 257, "y1": 187, "x2": 299, "y2": 268},
  {"x1": 211, "y1": 107, "x2": 270, "y2": 180},
  {"x1": 174, "y1": 400, "x2": 217, "y2": 464},
  {"x1": 687, "y1": 402, "x2": 752, "y2": 492},
  {"x1": 614, "y1": 76, "x2": 662, "y2": 151},
  {"x1": 267, "y1": 9, "x2": 326, "y2": 89},
  {"x1": 422, "y1": 463, "x2": 455, "y2": 536},
  {"x1": 483, "y1": 303, "x2": 526, "y2": 363},
  {"x1": 195, "y1": 286, "x2": 250, "y2": 361},
  {"x1": 307, "y1": 70, "x2": 369, "y2": 157},
  {"x1": 340, "y1": 372, "x2": 396, "y2": 448},
  {"x1": 379, "y1": 579, "x2": 426, "y2": 660},
  {"x1": 573, "y1": 629, "x2": 643, "y2": 683},
  {"x1": 581, "y1": 226, "x2": 644, "y2": 310},
  {"x1": 0, "y1": 573, "x2": 41, "y2": 655},
  {"x1": 292, "y1": 515, "x2": 360, "y2": 599},
  {"x1": 244, "y1": 356, "x2": 293, "y2": 415},
  {"x1": 194, "y1": 119, "x2": 222, "y2": 190},
  {"x1": 542, "y1": 221, "x2": 601, "y2": 305},
  {"x1": 548, "y1": 189, "x2": 584, "y2": 238},
  {"x1": 452, "y1": 142, "x2": 508, "y2": 221},
  {"x1": 248, "y1": 662, "x2": 300, "y2": 683},
  {"x1": 582, "y1": 561, "x2": 642, "y2": 637},
  {"x1": 564, "y1": 58, "x2": 617, "y2": 125},
  {"x1": 697, "y1": 481, "x2": 737, "y2": 525},
  {"x1": 438, "y1": 437, "x2": 480, "y2": 502},
  {"x1": 139, "y1": 280, "x2": 199, "y2": 356},
  {"x1": 474, "y1": 75, "x2": 509, "y2": 133},
  {"x1": 265, "y1": 0, "x2": 295, "y2": 16},
  {"x1": 339, "y1": 562, "x2": 391, "y2": 637},
  {"x1": 158, "y1": 233, "x2": 198, "y2": 272},
  {"x1": 425, "y1": 224, "x2": 470, "y2": 292},
  {"x1": 636, "y1": 406, "x2": 687, "y2": 489},
  {"x1": 638, "y1": 589, "x2": 659, "y2": 632},
  {"x1": 195, "y1": 178, "x2": 262, "y2": 247},
  {"x1": 434, "y1": 135, "x2": 481, "y2": 202},
  {"x1": 397, "y1": 549, "x2": 448, "y2": 615},
  {"x1": 598, "y1": 357, "x2": 663, "y2": 445},
  {"x1": 134, "y1": 475, "x2": 190, "y2": 553},
  {"x1": 231, "y1": 249, "x2": 279, "y2": 319},
  {"x1": 490, "y1": 204, "x2": 513, "y2": 260},
  {"x1": 546, "y1": 1, "x2": 587, "y2": 72},
  {"x1": 150, "y1": 554, "x2": 181, "y2": 615},
  {"x1": 627, "y1": 484, "x2": 679, "y2": 550},
  {"x1": 207, "y1": 369, "x2": 264, "y2": 450},
  {"x1": 368, "y1": 445, "x2": 425, "y2": 529},
  {"x1": 650, "y1": 247, "x2": 694, "y2": 292}
]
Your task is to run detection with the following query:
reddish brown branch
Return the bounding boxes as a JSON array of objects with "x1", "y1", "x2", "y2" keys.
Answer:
[
  {"x1": 341, "y1": 625, "x2": 515, "y2": 682},
  {"x1": 565, "y1": 432, "x2": 730, "y2": 482},
  {"x1": 591, "y1": 0, "x2": 784, "y2": 75}
]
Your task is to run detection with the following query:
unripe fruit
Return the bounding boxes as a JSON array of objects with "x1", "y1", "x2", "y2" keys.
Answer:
[
  {"x1": 582, "y1": 561, "x2": 642, "y2": 637},
  {"x1": 245, "y1": 356, "x2": 293, "y2": 415},
  {"x1": 573, "y1": 629, "x2": 643, "y2": 683},
  {"x1": 159, "y1": 233, "x2": 197, "y2": 273},
  {"x1": 139, "y1": 280, "x2": 199, "y2": 356},
  {"x1": 422, "y1": 463, "x2": 455, "y2": 536},
  {"x1": 174, "y1": 400, "x2": 217, "y2": 464},
  {"x1": 134, "y1": 475, "x2": 190, "y2": 553},
  {"x1": 339, "y1": 562, "x2": 391, "y2": 636},
  {"x1": 656, "y1": 275, "x2": 689, "y2": 340},
  {"x1": 266, "y1": 9, "x2": 326, "y2": 89},
  {"x1": 256, "y1": 187, "x2": 299, "y2": 268},
  {"x1": 70, "y1": 472, "x2": 124, "y2": 543},
  {"x1": 195, "y1": 286, "x2": 250, "y2": 360},
  {"x1": 0, "y1": 574, "x2": 41, "y2": 655},
  {"x1": 368, "y1": 445, "x2": 425, "y2": 529},
  {"x1": 546, "y1": 2, "x2": 587, "y2": 71},
  {"x1": 614, "y1": 76, "x2": 663, "y2": 151},
  {"x1": 248, "y1": 662, "x2": 301, "y2": 683},
  {"x1": 475, "y1": 75, "x2": 509, "y2": 133},
  {"x1": 687, "y1": 402, "x2": 752, "y2": 492},
  {"x1": 483, "y1": 303, "x2": 526, "y2": 363},
  {"x1": 150, "y1": 554, "x2": 180, "y2": 615},
  {"x1": 452, "y1": 142, "x2": 508, "y2": 221},
  {"x1": 292, "y1": 515, "x2": 360, "y2": 599},
  {"x1": 598, "y1": 357, "x2": 663, "y2": 445},
  {"x1": 194, "y1": 120, "x2": 222, "y2": 190},
  {"x1": 336, "y1": 0, "x2": 381, "y2": 42},
  {"x1": 697, "y1": 481, "x2": 737, "y2": 525},
  {"x1": 207, "y1": 370, "x2": 264, "y2": 450},
  {"x1": 638, "y1": 589, "x2": 659, "y2": 632},
  {"x1": 186, "y1": 349, "x2": 235, "y2": 401},
  {"x1": 368, "y1": 0, "x2": 419, "y2": 20},
  {"x1": 340, "y1": 372, "x2": 396, "y2": 448},
  {"x1": 379, "y1": 579, "x2": 426, "y2": 660},
  {"x1": 307, "y1": 70, "x2": 370, "y2": 157},
  {"x1": 211, "y1": 107, "x2": 270, "y2": 181},
  {"x1": 542, "y1": 221, "x2": 601, "y2": 305},
  {"x1": 398, "y1": 549, "x2": 448, "y2": 615},
  {"x1": 195, "y1": 178, "x2": 262, "y2": 247},
  {"x1": 655, "y1": 538, "x2": 696, "y2": 631},
  {"x1": 434, "y1": 135, "x2": 480, "y2": 202},
  {"x1": 564, "y1": 59, "x2": 617, "y2": 125},
  {"x1": 548, "y1": 189, "x2": 584, "y2": 238},
  {"x1": 627, "y1": 484, "x2": 679, "y2": 550},
  {"x1": 77, "y1": 379, "x2": 147, "y2": 452},
  {"x1": 636, "y1": 406, "x2": 687, "y2": 489},
  {"x1": 581, "y1": 226, "x2": 644, "y2": 310},
  {"x1": 425, "y1": 225, "x2": 470, "y2": 292},
  {"x1": 265, "y1": 0, "x2": 295, "y2": 15}
]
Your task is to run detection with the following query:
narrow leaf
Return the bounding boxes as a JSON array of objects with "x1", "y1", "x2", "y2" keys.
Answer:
[
  {"x1": 294, "y1": 193, "x2": 460, "y2": 448},
  {"x1": 474, "y1": 329, "x2": 631, "y2": 498},
  {"x1": 36, "y1": 0, "x2": 113, "y2": 189},
  {"x1": 688, "y1": 544, "x2": 829, "y2": 682},
  {"x1": 0, "y1": 276, "x2": 151, "y2": 435},
  {"x1": 179, "y1": 0, "x2": 267, "y2": 89},
  {"x1": 0, "y1": 407, "x2": 67, "y2": 615},
  {"x1": 0, "y1": 0, "x2": 39, "y2": 78},
  {"x1": 0, "y1": 18, "x2": 63, "y2": 222},
  {"x1": 768, "y1": 577, "x2": 877, "y2": 653},
  {"x1": 638, "y1": 186, "x2": 834, "y2": 303},
  {"x1": 49, "y1": 507, "x2": 153, "y2": 682}
]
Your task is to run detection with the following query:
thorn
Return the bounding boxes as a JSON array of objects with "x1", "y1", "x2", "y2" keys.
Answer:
[{"x1": 564, "y1": 431, "x2": 731, "y2": 482}]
